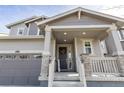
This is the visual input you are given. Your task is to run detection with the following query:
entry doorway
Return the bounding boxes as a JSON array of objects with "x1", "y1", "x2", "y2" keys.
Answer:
[{"x1": 57, "y1": 44, "x2": 75, "y2": 72}]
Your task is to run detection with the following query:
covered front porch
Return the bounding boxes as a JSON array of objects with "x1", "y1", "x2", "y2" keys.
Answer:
[
  {"x1": 38, "y1": 24, "x2": 124, "y2": 87},
  {"x1": 52, "y1": 25, "x2": 109, "y2": 73},
  {"x1": 36, "y1": 7, "x2": 124, "y2": 87}
]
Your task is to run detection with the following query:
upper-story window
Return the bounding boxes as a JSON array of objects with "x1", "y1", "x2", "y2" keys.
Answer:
[
  {"x1": 118, "y1": 29, "x2": 124, "y2": 40},
  {"x1": 17, "y1": 28, "x2": 25, "y2": 35},
  {"x1": 83, "y1": 40, "x2": 93, "y2": 54}
]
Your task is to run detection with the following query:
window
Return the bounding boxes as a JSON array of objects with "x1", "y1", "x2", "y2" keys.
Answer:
[
  {"x1": 5, "y1": 55, "x2": 16, "y2": 60},
  {"x1": 84, "y1": 41, "x2": 92, "y2": 54},
  {"x1": 118, "y1": 29, "x2": 124, "y2": 40},
  {"x1": 17, "y1": 28, "x2": 24, "y2": 35},
  {"x1": 117, "y1": 31, "x2": 122, "y2": 40},
  {"x1": 19, "y1": 55, "x2": 28, "y2": 59}
]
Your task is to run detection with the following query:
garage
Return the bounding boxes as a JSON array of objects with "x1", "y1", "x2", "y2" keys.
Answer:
[{"x1": 0, "y1": 54, "x2": 42, "y2": 86}]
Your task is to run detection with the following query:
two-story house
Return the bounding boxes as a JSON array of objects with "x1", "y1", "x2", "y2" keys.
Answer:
[{"x1": 0, "y1": 7, "x2": 124, "y2": 87}]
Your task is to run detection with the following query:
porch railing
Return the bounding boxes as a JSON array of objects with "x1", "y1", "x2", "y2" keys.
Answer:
[
  {"x1": 57, "y1": 59, "x2": 61, "y2": 72},
  {"x1": 88, "y1": 57, "x2": 120, "y2": 76},
  {"x1": 48, "y1": 57, "x2": 55, "y2": 87}
]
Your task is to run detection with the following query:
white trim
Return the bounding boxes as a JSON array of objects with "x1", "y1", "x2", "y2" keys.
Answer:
[
  {"x1": 37, "y1": 7, "x2": 124, "y2": 26},
  {"x1": 117, "y1": 30, "x2": 122, "y2": 40},
  {"x1": 98, "y1": 40, "x2": 104, "y2": 56},
  {"x1": 17, "y1": 27, "x2": 25, "y2": 36},
  {"x1": 0, "y1": 35, "x2": 44, "y2": 40},
  {"x1": 37, "y1": 8, "x2": 79, "y2": 25},
  {"x1": 37, "y1": 27, "x2": 40, "y2": 35},
  {"x1": 74, "y1": 38, "x2": 79, "y2": 72},
  {"x1": 24, "y1": 16, "x2": 47, "y2": 24},
  {"x1": 27, "y1": 23, "x2": 31, "y2": 35},
  {"x1": 80, "y1": 8, "x2": 124, "y2": 22},
  {"x1": 50, "y1": 25, "x2": 112, "y2": 30},
  {"x1": 78, "y1": 9, "x2": 81, "y2": 20},
  {"x1": 0, "y1": 50, "x2": 43, "y2": 54},
  {"x1": 83, "y1": 40, "x2": 94, "y2": 55},
  {"x1": 6, "y1": 16, "x2": 37, "y2": 29}
]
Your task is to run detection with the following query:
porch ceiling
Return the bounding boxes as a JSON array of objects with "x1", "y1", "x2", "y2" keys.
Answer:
[{"x1": 53, "y1": 28, "x2": 108, "y2": 44}]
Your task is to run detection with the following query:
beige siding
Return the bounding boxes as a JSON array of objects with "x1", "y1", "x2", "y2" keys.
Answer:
[
  {"x1": 92, "y1": 40, "x2": 102, "y2": 56},
  {"x1": 9, "y1": 23, "x2": 28, "y2": 35},
  {"x1": 76, "y1": 38, "x2": 102, "y2": 56},
  {"x1": 49, "y1": 14, "x2": 111, "y2": 26},
  {"x1": 9, "y1": 22, "x2": 42, "y2": 36},
  {"x1": 0, "y1": 39, "x2": 44, "y2": 51},
  {"x1": 28, "y1": 23, "x2": 38, "y2": 35}
]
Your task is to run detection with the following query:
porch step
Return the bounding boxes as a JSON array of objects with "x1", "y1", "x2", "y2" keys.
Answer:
[
  {"x1": 52, "y1": 81, "x2": 84, "y2": 87},
  {"x1": 54, "y1": 72, "x2": 80, "y2": 80}
]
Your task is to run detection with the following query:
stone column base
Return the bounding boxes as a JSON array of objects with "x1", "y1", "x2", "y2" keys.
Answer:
[{"x1": 40, "y1": 80, "x2": 48, "y2": 87}]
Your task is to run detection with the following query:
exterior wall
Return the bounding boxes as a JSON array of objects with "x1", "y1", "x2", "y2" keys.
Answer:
[
  {"x1": 0, "y1": 39, "x2": 44, "y2": 51},
  {"x1": 9, "y1": 23, "x2": 28, "y2": 36},
  {"x1": 48, "y1": 14, "x2": 111, "y2": 26},
  {"x1": 100, "y1": 40, "x2": 108, "y2": 55},
  {"x1": 92, "y1": 39, "x2": 102, "y2": 56},
  {"x1": 0, "y1": 58, "x2": 41, "y2": 85},
  {"x1": 28, "y1": 23, "x2": 38, "y2": 35},
  {"x1": 9, "y1": 22, "x2": 42, "y2": 36},
  {"x1": 76, "y1": 38, "x2": 102, "y2": 56}
]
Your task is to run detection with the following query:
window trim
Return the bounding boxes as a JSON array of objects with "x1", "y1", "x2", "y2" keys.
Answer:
[
  {"x1": 118, "y1": 30, "x2": 122, "y2": 40},
  {"x1": 83, "y1": 40, "x2": 93, "y2": 54},
  {"x1": 37, "y1": 27, "x2": 40, "y2": 35},
  {"x1": 27, "y1": 24, "x2": 31, "y2": 35},
  {"x1": 17, "y1": 28, "x2": 25, "y2": 35}
]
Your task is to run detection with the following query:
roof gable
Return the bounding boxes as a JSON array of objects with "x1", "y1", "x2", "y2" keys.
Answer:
[
  {"x1": 6, "y1": 16, "x2": 37, "y2": 29},
  {"x1": 37, "y1": 7, "x2": 124, "y2": 26},
  {"x1": 6, "y1": 16, "x2": 47, "y2": 29},
  {"x1": 49, "y1": 13, "x2": 111, "y2": 26}
]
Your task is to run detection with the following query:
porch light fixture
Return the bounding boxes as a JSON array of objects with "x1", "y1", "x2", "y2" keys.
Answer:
[
  {"x1": 64, "y1": 32, "x2": 67, "y2": 35},
  {"x1": 82, "y1": 32, "x2": 86, "y2": 35},
  {"x1": 64, "y1": 39, "x2": 67, "y2": 42}
]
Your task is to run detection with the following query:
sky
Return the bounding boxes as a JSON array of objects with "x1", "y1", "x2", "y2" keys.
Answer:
[{"x1": 0, "y1": 5, "x2": 124, "y2": 34}]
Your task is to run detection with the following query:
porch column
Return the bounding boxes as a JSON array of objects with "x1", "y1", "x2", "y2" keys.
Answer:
[
  {"x1": 39, "y1": 25, "x2": 52, "y2": 87},
  {"x1": 106, "y1": 23, "x2": 123, "y2": 56},
  {"x1": 74, "y1": 38, "x2": 79, "y2": 72}
]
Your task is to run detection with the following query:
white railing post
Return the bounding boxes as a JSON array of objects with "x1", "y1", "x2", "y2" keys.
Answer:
[
  {"x1": 57, "y1": 59, "x2": 61, "y2": 72},
  {"x1": 77, "y1": 57, "x2": 87, "y2": 87},
  {"x1": 48, "y1": 57, "x2": 55, "y2": 87}
]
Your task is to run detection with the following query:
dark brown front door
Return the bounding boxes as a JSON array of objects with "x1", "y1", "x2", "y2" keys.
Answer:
[{"x1": 59, "y1": 47, "x2": 67, "y2": 71}]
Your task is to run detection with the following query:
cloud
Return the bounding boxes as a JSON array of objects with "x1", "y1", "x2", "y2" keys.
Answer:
[
  {"x1": 100, "y1": 5, "x2": 124, "y2": 18},
  {"x1": 0, "y1": 5, "x2": 124, "y2": 34}
]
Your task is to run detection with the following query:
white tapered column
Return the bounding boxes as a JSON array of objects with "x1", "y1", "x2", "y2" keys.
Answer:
[
  {"x1": 39, "y1": 25, "x2": 52, "y2": 86},
  {"x1": 107, "y1": 23, "x2": 123, "y2": 56}
]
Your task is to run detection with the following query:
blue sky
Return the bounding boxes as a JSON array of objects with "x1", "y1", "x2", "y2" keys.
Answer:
[{"x1": 0, "y1": 5, "x2": 124, "y2": 33}]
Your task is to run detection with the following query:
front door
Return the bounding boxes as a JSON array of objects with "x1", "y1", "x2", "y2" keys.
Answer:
[
  {"x1": 59, "y1": 47, "x2": 68, "y2": 71},
  {"x1": 57, "y1": 44, "x2": 75, "y2": 72}
]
